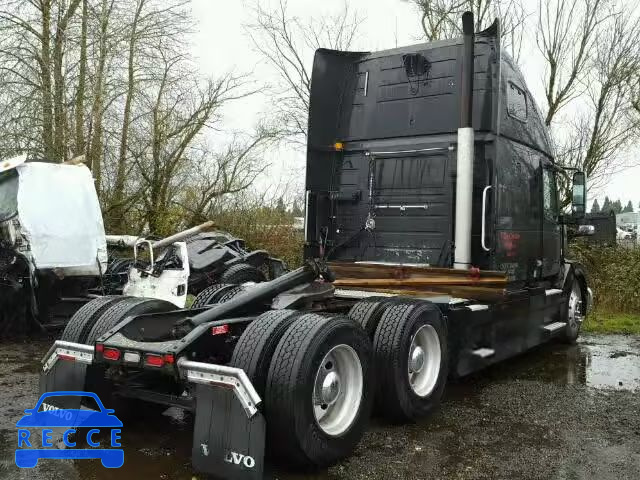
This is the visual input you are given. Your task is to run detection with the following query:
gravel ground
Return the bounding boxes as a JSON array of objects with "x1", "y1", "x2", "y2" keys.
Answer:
[{"x1": 0, "y1": 334, "x2": 638, "y2": 480}]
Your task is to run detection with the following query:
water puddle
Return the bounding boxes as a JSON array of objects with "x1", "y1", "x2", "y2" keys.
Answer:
[{"x1": 469, "y1": 334, "x2": 640, "y2": 391}]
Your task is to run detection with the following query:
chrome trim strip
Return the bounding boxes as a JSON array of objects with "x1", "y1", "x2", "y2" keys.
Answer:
[
  {"x1": 364, "y1": 71, "x2": 369, "y2": 96},
  {"x1": 41, "y1": 340, "x2": 94, "y2": 373},
  {"x1": 177, "y1": 358, "x2": 261, "y2": 418},
  {"x1": 368, "y1": 147, "x2": 448, "y2": 156}
]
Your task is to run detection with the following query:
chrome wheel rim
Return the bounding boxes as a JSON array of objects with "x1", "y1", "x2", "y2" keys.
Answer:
[
  {"x1": 408, "y1": 324, "x2": 441, "y2": 397},
  {"x1": 313, "y1": 344, "x2": 363, "y2": 436},
  {"x1": 568, "y1": 282, "x2": 583, "y2": 329}
]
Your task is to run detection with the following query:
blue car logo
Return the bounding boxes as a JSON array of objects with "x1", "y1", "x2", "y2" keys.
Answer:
[{"x1": 15, "y1": 391, "x2": 124, "y2": 468}]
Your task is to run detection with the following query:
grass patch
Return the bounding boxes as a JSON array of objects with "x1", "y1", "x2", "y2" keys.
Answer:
[
  {"x1": 185, "y1": 294, "x2": 195, "y2": 308},
  {"x1": 582, "y1": 310, "x2": 640, "y2": 335}
]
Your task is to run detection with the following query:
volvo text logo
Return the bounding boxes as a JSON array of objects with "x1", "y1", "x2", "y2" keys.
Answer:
[{"x1": 224, "y1": 450, "x2": 256, "y2": 469}]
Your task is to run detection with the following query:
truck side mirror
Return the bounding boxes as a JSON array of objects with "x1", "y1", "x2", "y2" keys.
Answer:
[{"x1": 571, "y1": 171, "x2": 586, "y2": 217}]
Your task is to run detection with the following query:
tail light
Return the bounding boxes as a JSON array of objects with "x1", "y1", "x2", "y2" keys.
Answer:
[
  {"x1": 103, "y1": 348, "x2": 121, "y2": 361},
  {"x1": 211, "y1": 324, "x2": 230, "y2": 336},
  {"x1": 145, "y1": 354, "x2": 165, "y2": 368}
]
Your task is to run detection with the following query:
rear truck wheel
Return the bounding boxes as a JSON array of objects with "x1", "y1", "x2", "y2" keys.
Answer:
[
  {"x1": 229, "y1": 309, "x2": 302, "y2": 396},
  {"x1": 60, "y1": 296, "x2": 125, "y2": 343},
  {"x1": 348, "y1": 296, "x2": 397, "y2": 338},
  {"x1": 216, "y1": 284, "x2": 246, "y2": 303},
  {"x1": 563, "y1": 280, "x2": 584, "y2": 344},
  {"x1": 373, "y1": 301, "x2": 448, "y2": 422},
  {"x1": 191, "y1": 283, "x2": 236, "y2": 308},
  {"x1": 265, "y1": 313, "x2": 373, "y2": 468},
  {"x1": 220, "y1": 263, "x2": 266, "y2": 284},
  {"x1": 84, "y1": 297, "x2": 177, "y2": 415}
]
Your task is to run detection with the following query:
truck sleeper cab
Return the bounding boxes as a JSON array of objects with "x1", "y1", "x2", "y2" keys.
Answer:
[{"x1": 39, "y1": 12, "x2": 591, "y2": 480}]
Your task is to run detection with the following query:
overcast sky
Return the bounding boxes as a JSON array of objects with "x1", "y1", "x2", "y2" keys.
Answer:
[{"x1": 191, "y1": 0, "x2": 640, "y2": 209}]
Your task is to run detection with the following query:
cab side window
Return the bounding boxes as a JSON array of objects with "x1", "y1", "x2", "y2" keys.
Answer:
[
  {"x1": 542, "y1": 168, "x2": 558, "y2": 221},
  {"x1": 507, "y1": 82, "x2": 527, "y2": 122}
]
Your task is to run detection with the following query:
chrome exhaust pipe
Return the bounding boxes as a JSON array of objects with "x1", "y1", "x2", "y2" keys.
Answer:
[{"x1": 454, "y1": 11, "x2": 475, "y2": 270}]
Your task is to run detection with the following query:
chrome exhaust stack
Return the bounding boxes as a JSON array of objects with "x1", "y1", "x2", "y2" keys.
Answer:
[{"x1": 454, "y1": 11, "x2": 475, "y2": 270}]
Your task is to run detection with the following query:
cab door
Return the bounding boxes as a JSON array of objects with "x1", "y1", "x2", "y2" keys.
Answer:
[{"x1": 541, "y1": 164, "x2": 561, "y2": 278}]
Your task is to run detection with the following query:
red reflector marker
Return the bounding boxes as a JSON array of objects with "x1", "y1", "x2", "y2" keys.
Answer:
[
  {"x1": 103, "y1": 348, "x2": 121, "y2": 361},
  {"x1": 58, "y1": 354, "x2": 76, "y2": 362},
  {"x1": 95, "y1": 343, "x2": 104, "y2": 353},
  {"x1": 164, "y1": 354, "x2": 175, "y2": 364},
  {"x1": 211, "y1": 324, "x2": 230, "y2": 336},
  {"x1": 145, "y1": 354, "x2": 164, "y2": 368}
]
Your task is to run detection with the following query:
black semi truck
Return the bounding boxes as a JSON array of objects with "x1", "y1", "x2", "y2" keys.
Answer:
[{"x1": 37, "y1": 13, "x2": 592, "y2": 480}]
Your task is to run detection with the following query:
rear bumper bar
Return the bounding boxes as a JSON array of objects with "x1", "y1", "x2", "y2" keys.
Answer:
[{"x1": 39, "y1": 341, "x2": 266, "y2": 480}]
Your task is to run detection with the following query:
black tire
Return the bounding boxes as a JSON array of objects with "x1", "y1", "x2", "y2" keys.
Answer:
[
  {"x1": 61, "y1": 296, "x2": 127, "y2": 343},
  {"x1": 348, "y1": 297, "x2": 396, "y2": 339},
  {"x1": 217, "y1": 285, "x2": 246, "y2": 303},
  {"x1": 191, "y1": 283, "x2": 236, "y2": 309},
  {"x1": 265, "y1": 313, "x2": 373, "y2": 468},
  {"x1": 373, "y1": 301, "x2": 448, "y2": 422},
  {"x1": 85, "y1": 297, "x2": 176, "y2": 345},
  {"x1": 220, "y1": 263, "x2": 265, "y2": 284},
  {"x1": 229, "y1": 310, "x2": 302, "y2": 396},
  {"x1": 562, "y1": 279, "x2": 584, "y2": 344}
]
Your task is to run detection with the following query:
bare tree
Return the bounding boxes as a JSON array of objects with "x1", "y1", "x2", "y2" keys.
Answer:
[
  {"x1": 73, "y1": 0, "x2": 88, "y2": 156},
  {"x1": 127, "y1": 50, "x2": 255, "y2": 234},
  {"x1": 85, "y1": 0, "x2": 116, "y2": 189},
  {"x1": 536, "y1": 0, "x2": 606, "y2": 126},
  {"x1": 555, "y1": 12, "x2": 640, "y2": 202},
  {"x1": 177, "y1": 126, "x2": 278, "y2": 226},
  {"x1": 406, "y1": 0, "x2": 526, "y2": 61},
  {"x1": 0, "y1": 0, "x2": 270, "y2": 235},
  {"x1": 107, "y1": 0, "x2": 190, "y2": 232},
  {"x1": 536, "y1": 0, "x2": 640, "y2": 205},
  {"x1": 246, "y1": 0, "x2": 363, "y2": 145}
]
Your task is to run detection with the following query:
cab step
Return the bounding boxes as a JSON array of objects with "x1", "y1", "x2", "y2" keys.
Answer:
[
  {"x1": 542, "y1": 321, "x2": 566, "y2": 333},
  {"x1": 471, "y1": 348, "x2": 495, "y2": 359}
]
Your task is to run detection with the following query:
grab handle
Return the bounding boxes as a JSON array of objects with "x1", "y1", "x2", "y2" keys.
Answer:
[{"x1": 481, "y1": 185, "x2": 492, "y2": 252}]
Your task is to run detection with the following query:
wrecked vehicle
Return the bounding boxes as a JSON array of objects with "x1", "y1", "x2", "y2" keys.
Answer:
[
  {"x1": 105, "y1": 229, "x2": 286, "y2": 299},
  {"x1": 0, "y1": 156, "x2": 108, "y2": 333}
]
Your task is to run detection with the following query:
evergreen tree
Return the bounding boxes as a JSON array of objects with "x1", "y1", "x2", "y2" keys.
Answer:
[
  {"x1": 276, "y1": 196, "x2": 286, "y2": 213},
  {"x1": 291, "y1": 200, "x2": 303, "y2": 216},
  {"x1": 602, "y1": 196, "x2": 612, "y2": 213},
  {"x1": 590, "y1": 199, "x2": 601, "y2": 214},
  {"x1": 623, "y1": 200, "x2": 634, "y2": 213},
  {"x1": 612, "y1": 199, "x2": 623, "y2": 214}
]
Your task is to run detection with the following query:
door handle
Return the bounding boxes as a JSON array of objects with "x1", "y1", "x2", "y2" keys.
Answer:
[{"x1": 481, "y1": 185, "x2": 492, "y2": 252}]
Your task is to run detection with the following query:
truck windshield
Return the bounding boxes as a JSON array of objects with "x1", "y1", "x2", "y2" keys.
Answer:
[{"x1": 0, "y1": 170, "x2": 18, "y2": 222}]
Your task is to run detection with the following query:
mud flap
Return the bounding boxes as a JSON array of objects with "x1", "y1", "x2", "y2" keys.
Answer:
[
  {"x1": 179, "y1": 359, "x2": 265, "y2": 480},
  {"x1": 38, "y1": 341, "x2": 93, "y2": 410},
  {"x1": 192, "y1": 384, "x2": 265, "y2": 480}
]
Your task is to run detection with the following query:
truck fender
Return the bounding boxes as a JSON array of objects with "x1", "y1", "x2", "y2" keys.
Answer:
[{"x1": 561, "y1": 260, "x2": 592, "y2": 315}]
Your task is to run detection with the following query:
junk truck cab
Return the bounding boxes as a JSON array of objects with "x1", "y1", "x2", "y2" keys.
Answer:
[{"x1": 39, "y1": 13, "x2": 591, "y2": 480}]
